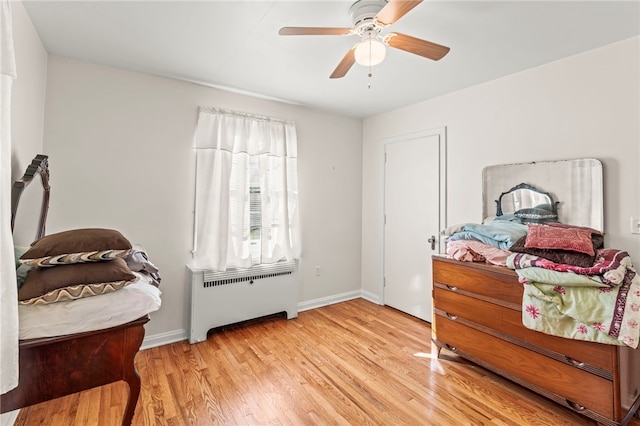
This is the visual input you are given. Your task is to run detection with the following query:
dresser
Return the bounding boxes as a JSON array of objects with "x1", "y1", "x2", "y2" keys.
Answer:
[{"x1": 432, "y1": 255, "x2": 640, "y2": 426}]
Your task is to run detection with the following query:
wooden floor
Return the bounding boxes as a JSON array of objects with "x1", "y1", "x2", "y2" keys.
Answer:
[{"x1": 14, "y1": 298, "x2": 640, "y2": 425}]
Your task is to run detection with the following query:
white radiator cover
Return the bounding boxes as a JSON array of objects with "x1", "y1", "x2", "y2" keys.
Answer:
[{"x1": 187, "y1": 261, "x2": 298, "y2": 344}]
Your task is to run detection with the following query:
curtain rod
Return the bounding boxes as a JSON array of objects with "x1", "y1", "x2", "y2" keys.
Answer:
[{"x1": 199, "y1": 107, "x2": 295, "y2": 126}]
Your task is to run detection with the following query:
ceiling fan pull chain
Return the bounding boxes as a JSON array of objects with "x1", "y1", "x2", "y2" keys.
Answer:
[{"x1": 368, "y1": 38, "x2": 373, "y2": 89}]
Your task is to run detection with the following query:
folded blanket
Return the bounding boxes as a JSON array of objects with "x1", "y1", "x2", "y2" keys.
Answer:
[
  {"x1": 446, "y1": 240, "x2": 511, "y2": 266},
  {"x1": 507, "y1": 249, "x2": 630, "y2": 286},
  {"x1": 514, "y1": 250, "x2": 640, "y2": 348},
  {"x1": 514, "y1": 267, "x2": 610, "y2": 287},
  {"x1": 522, "y1": 268, "x2": 640, "y2": 348},
  {"x1": 125, "y1": 245, "x2": 161, "y2": 287},
  {"x1": 446, "y1": 221, "x2": 528, "y2": 250}
]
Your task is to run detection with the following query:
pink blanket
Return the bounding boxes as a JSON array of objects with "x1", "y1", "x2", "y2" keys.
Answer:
[{"x1": 446, "y1": 240, "x2": 511, "y2": 266}]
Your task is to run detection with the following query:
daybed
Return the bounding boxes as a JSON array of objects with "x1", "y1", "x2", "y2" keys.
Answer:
[{"x1": 0, "y1": 155, "x2": 161, "y2": 425}]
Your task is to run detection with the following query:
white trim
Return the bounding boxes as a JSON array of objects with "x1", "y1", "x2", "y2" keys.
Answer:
[
  {"x1": 297, "y1": 290, "x2": 361, "y2": 312},
  {"x1": 360, "y1": 289, "x2": 382, "y2": 305},
  {"x1": 178, "y1": 76, "x2": 301, "y2": 107},
  {"x1": 141, "y1": 328, "x2": 188, "y2": 350},
  {"x1": 380, "y1": 127, "x2": 447, "y2": 305},
  {"x1": 438, "y1": 127, "x2": 448, "y2": 254},
  {"x1": 0, "y1": 410, "x2": 19, "y2": 426}
]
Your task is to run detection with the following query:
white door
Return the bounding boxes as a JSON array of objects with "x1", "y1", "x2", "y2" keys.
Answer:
[{"x1": 384, "y1": 133, "x2": 442, "y2": 322}]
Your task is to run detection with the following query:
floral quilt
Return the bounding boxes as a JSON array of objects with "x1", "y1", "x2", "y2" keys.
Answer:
[{"x1": 507, "y1": 250, "x2": 640, "y2": 348}]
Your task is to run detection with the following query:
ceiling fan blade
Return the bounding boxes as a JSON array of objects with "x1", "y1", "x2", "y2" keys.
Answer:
[
  {"x1": 279, "y1": 27, "x2": 352, "y2": 36},
  {"x1": 330, "y1": 48, "x2": 356, "y2": 79},
  {"x1": 385, "y1": 32, "x2": 450, "y2": 61},
  {"x1": 375, "y1": 0, "x2": 423, "y2": 27}
]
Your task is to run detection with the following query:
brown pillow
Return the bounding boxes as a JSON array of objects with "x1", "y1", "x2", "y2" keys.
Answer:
[
  {"x1": 18, "y1": 257, "x2": 137, "y2": 305},
  {"x1": 20, "y1": 228, "x2": 132, "y2": 267},
  {"x1": 510, "y1": 233, "x2": 604, "y2": 268}
]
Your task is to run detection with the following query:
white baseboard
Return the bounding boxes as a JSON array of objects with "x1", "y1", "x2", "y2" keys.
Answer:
[
  {"x1": 297, "y1": 290, "x2": 362, "y2": 312},
  {"x1": 141, "y1": 328, "x2": 187, "y2": 350},
  {"x1": 142, "y1": 290, "x2": 382, "y2": 349},
  {"x1": 0, "y1": 410, "x2": 19, "y2": 426},
  {"x1": 360, "y1": 289, "x2": 382, "y2": 305}
]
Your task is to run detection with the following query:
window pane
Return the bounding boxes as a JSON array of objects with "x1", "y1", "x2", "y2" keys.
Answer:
[{"x1": 249, "y1": 156, "x2": 261, "y2": 264}]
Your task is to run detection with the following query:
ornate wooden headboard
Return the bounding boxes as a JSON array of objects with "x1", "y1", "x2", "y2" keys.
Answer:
[{"x1": 11, "y1": 154, "x2": 50, "y2": 242}]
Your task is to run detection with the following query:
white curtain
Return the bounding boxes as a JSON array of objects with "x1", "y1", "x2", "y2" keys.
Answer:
[
  {"x1": 192, "y1": 107, "x2": 300, "y2": 271},
  {"x1": 1, "y1": 0, "x2": 19, "y2": 394}
]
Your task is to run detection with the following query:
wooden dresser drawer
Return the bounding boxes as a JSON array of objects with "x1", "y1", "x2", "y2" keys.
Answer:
[
  {"x1": 431, "y1": 255, "x2": 640, "y2": 426},
  {"x1": 432, "y1": 257, "x2": 522, "y2": 307},
  {"x1": 433, "y1": 287, "x2": 616, "y2": 374},
  {"x1": 436, "y1": 317, "x2": 614, "y2": 419}
]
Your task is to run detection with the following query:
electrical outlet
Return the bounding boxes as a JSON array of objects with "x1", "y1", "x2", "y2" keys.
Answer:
[
  {"x1": 315, "y1": 266, "x2": 321, "y2": 276},
  {"x1": 631, "y1": 217, "x2": 640, "y2": 235}
]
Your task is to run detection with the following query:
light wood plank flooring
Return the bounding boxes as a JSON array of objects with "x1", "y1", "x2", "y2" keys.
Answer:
[{"x1": 14, "y1": 298, "x2": 640, "y2": 425}]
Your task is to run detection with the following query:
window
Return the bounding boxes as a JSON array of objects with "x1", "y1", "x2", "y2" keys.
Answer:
[{"x1": 192, "y1": 107, "x2": 300, "y2": 271}]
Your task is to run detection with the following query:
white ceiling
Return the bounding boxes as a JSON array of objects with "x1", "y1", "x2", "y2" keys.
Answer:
[{"x1": 22, "y1": 0, "x2": 640, "y2": 118}]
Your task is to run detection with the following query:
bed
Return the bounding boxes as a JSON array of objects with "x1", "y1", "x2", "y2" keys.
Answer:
[{"x1": 0, "y1": 155, "x2": 161, "y2": 425}]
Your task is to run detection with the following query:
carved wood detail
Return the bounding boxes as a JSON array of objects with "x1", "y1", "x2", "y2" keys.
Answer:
[
  {"x1": 10, "y1": 154, "x2": 50, "y2": 243},
  {"x1": 0, "y1": 316, "x2": 148, "y2": 426}
]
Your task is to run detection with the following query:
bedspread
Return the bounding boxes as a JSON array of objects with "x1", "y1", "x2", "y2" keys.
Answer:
[{"x1": 508, "y1": 251, "x2": 640, "y2": 348}]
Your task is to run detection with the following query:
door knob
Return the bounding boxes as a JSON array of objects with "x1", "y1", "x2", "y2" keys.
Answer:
[{"x1": 428, "y1": 235, "x2": 436, "y2": 250}]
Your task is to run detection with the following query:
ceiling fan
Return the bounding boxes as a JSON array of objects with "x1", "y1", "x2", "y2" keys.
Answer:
[{"x1": 279, "y1": 0, "x2": 450, "y2": 79}]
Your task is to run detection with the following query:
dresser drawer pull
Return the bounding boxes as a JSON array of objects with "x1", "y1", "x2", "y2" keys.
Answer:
[
  {"x1": 446, "y1": 313, "x2": 458, "y2": 320},
  {"x1": 566, "y1": 357, "x2": 585, "y2": 368},
  {"x1": 446, "y1": 285, "x2": 458, "y2": 291},
  {"x1": 566, "y1": 400, "x2": 586, "y2": 412},
  {"x1": 445, "y1": 344, "x2": 458, "y2": 353}
]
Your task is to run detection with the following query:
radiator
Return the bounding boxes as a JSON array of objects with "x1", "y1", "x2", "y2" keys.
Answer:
[{"x1": 188, "y1": 261, "x2": 298, "y2": 344}]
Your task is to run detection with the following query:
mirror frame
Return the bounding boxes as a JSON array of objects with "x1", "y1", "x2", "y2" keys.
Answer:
[
  {"x1": 11, "y1": 154, "x2": 50, "y2": 242},
  {"x1": 495, "y1": 182, "x2": 559, "y2": 217}
]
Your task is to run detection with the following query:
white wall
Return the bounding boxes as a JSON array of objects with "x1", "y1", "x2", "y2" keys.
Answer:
[
  {"x1": 10, "y1": 0, "x2": 46, "y2": 178},
  {"x1": 10, "y1": 1, "x2": 46, "y2": 176},
  {"x1": 9, "y1": 1, "x2": 47, "y2": 246},
  {"x1": 362, "y1": 36, "x2": 640, "y2": 298},
  {"x1": 42, "y1": 57, "x2": 363, "y2": 339}
]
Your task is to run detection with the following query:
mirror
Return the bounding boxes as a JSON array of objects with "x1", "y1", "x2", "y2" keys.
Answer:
[
  {"x1": 483, "y1": 158, "x2": 603, "y2": 231},
  {"x1": 495, "y1": 182, "x2": 559, "y2": 218},
  {"x1": 11, "y1": 154, "x2": 50, "y2": 246}
]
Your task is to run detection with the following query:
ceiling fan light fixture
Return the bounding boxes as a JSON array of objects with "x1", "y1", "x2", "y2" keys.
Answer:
[
  {"x1": 279, "y1": 0, "x2": 450, "y2": 79},
  {"x1": 354, "y1": 38, "x2": 386, "y2": 66}
]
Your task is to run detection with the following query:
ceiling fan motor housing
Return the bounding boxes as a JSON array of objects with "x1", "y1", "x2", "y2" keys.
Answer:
[{"x1": 349, "y1": 0, "x2": 387, "y2": 29}]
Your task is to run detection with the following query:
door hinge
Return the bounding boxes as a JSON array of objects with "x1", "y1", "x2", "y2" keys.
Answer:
[{"x1": 383, "y1": 277, "x2": 386, "y2": 287}]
